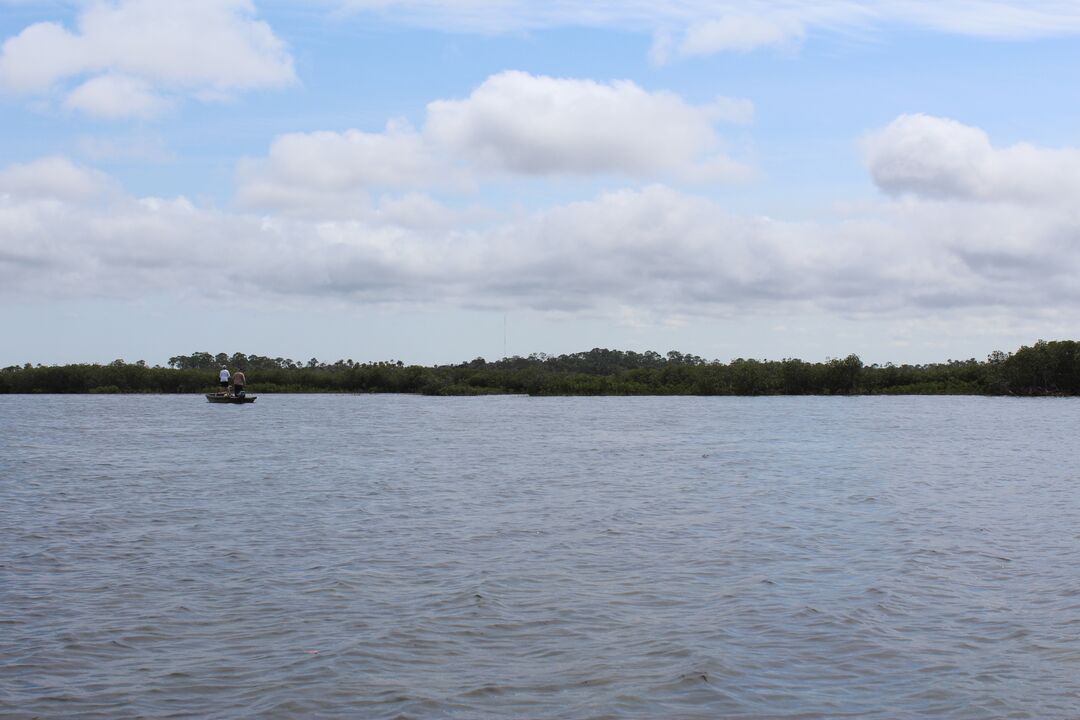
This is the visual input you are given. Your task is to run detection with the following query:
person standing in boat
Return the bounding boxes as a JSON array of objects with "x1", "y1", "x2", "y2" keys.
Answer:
[
  {"x1": 232, "y1": 369, "x2": 246, "y2": 397},
  {"x1": 218, "y1": 365, "x2": 230, "y2": 394}
]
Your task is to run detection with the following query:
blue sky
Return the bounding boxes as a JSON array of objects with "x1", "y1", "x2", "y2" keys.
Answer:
[{"x1": 3, "y1": 1, "x2": 1080, "y2": 367}]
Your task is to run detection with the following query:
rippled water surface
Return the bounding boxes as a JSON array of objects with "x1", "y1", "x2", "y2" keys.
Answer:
[{"x1": 3, "y1": 394, "x2": 1080, "y2": 718}]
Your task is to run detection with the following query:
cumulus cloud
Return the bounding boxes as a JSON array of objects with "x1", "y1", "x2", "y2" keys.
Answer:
[
  {"x1": 237, "y1": 72, "x2": 753, "y2": 215},
  {"x1": 0, "y1": 0, "x2": 294, "y2": 117},
  {"x1": 235, "y1": 120, "x2": 462, "y2": 217},
  {"x1": 0, "y1": 20, "x2": 86, "y2": 94},
  {"x1": 863, "y1": 114, "x2": 1080, "y2": 205},
  {"x1": 426, "y1": 71, "x2": 750, "y2": 180}
]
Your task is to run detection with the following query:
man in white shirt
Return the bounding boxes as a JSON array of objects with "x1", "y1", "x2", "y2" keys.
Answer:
[{"x1": 219, "y1": 365, "x2": 231, "y2": 393}]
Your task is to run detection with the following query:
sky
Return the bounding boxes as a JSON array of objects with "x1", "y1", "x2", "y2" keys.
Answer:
[{"x1": 2, "y1": 0, "x2": 1080, "y2": 367}]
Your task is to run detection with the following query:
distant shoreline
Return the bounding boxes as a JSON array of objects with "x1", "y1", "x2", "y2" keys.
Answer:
[{"x1": 3, "y1": 340, "x2": 1077, "y2": 397}]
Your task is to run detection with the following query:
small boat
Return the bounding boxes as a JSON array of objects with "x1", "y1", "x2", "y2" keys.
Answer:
[{"x1": 206, "y1": 392, "x2": 257, "y2": 404}]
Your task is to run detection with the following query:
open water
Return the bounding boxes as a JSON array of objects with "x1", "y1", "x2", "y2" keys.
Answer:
[{"x1": 2, "y1": 394, "x2": 1080, "y2": 719}]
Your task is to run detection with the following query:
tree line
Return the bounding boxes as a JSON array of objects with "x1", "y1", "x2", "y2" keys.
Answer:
[{"x1": 3, "y1": 340, "x2": 1080, "y2": 396}]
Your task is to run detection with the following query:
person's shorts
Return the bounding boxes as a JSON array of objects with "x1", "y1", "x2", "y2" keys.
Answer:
[{"x1": 220, "y1": 380, "x2": 229, "y2": 388}]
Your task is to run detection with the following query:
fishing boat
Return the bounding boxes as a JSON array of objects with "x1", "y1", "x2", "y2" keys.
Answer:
[{"x1": 205, "y1": 392, "x2": 257, "y2": 404}]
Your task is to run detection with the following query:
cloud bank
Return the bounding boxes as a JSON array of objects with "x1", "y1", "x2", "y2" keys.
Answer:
[{"x1": 4, "y1": 116, "x2": 1079, "y2": 323}]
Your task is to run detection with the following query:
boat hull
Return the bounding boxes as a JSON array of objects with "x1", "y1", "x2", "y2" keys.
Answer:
[{"x1": 205, "y1": 393, "x2": 257, "y2": 404}]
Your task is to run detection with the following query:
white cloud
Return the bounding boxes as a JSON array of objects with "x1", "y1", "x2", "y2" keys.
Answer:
[
  {"x1": 0, "y1": 19, "x2": 86, "y2": 93},
  {"x1": 372, "y1": 193, "x2": 491, "y2": 232},
  {"x1": 0, "y1": 0, "x2": 294, "y2": 117},
  {"x1": 63, "y1": 74, "x2": 170, "y2": 118},
  {"x1": 235, "y1": 120, "x2": 462, "y2": 218},
  {"x1": 0, "y1": 156, "x2": 115, "y2": 201},
  {"x1": 236, "y1": 72, "x2": 752, "y2": 215},
  {"x1": 330, "y1": 1, "x2": 1080, "y2": 55},
  {"x1": 878, "y1": 1, "x2": 1080, "y2": 38},
  {"x1": 677, "y1": 14, "x2": 805, "y2": 56},
  {"x1": 9, "y1": 113, "x2": 1080, "y2": 319},
  {"x1": 425, "y1": 71, "x2": 750, "y2": 180},
  {"x1": 5, "y1": 150, "x2": 1080, "y2": 323},
  {"x1": 863, "y1": 113, "x2": 1080, "y2": 205}
]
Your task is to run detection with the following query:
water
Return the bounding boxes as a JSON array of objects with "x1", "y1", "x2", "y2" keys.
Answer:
[{"x1": 2, "y1": 394, "x2": 1080, "y2": 719}]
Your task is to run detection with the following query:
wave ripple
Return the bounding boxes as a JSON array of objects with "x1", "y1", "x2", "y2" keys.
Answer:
[{"x1": 3, "y1": 395, "x2": 1080, "y2": 718}]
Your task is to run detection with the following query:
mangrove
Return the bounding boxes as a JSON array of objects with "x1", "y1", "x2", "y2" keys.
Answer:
[{"x1": 2, "y1": 341, "x2": 1079, "y2": 397}]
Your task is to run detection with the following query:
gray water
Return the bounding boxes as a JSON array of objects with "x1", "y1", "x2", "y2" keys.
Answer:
[{"x1": 2, "y1": 394, "x2": 1080, "y2": 719}]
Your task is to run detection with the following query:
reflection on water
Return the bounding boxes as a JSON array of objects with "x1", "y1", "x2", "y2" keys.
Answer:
[{"x1": 2, "y1": 394, "x2": 1080, "y2": 719}]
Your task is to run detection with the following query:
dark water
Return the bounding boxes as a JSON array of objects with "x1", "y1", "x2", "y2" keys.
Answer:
[{"x1": 3, "y1": 394, "x2": 1080, "y2": 719}]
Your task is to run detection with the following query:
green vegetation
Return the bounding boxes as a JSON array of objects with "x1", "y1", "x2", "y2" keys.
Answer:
[{"x1": 3, "y1": 341, "x2": 1080, "y2": 396}]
